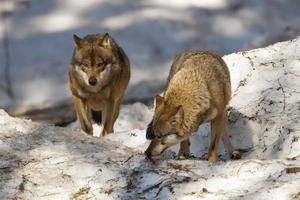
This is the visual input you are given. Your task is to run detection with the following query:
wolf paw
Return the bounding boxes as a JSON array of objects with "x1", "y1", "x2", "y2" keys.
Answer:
[
  {"x1": 176, "y1": 151, "x2": 190, "y2": 160},
  {"x1": 101, "y1": 129, "x2": 108, "y2": 137},
  {"x1": 208, "y1": 154, "x2": 217, "y2": 162},
  {"x1": 175, "y1": 155, "x2": 189, "y2": 160},
  {"x1": 230, "y1": 150, "x2": 241, "y2": 160},
  {"x1": 83, "y1": 125, "x2": 93, "y2": 135}
]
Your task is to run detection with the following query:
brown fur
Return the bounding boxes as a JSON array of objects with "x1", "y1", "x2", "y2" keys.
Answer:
[
  {"x1": 145, "y1": 51, "x2": 240, "y2": 161},
  {"x1": 69, "y1": 33, "x2": 130, "y2": 136}
]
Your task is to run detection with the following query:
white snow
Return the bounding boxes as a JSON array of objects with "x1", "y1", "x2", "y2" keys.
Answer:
[{"x1": 1, "y1": 37, "x2": 300, "y2": 199}]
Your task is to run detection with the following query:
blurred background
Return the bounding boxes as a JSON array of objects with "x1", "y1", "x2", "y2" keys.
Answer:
[{"x1": 0, "y1": 0, "x2": 299, "y2": 124}]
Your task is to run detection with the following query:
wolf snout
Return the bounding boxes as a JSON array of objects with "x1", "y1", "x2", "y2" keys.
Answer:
[
  {"x1": 146, "y1": 121, "x2": 155, "y2": 140},
  {"x1": 145, "y1": 150, "x2": 152, "y2": 158},
  {"x1": 88, "y1": 77, "x2": 97, "y2": 86}
]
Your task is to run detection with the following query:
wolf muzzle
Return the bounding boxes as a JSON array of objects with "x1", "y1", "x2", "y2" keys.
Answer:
[
  {"x1": 88, "y1": 77, "x2": 97, "y2": 86},
  {"x1": 146, "y1": 120, "x2": 155, "y2": 140}
]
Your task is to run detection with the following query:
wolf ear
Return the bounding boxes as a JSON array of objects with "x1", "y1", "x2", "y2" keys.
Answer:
[
  {"x1": 73, "y1": 34, "x2": 85, "y2": 48},
  {"x1": 174, "y1": 105, "x2": 184, "y2": 122},
  {"x1": 101, "y1": 33, "x2": 113, "y2": 49},
  {"x1": 155, "y1": 95, "x2": 164, "y2": 108}
]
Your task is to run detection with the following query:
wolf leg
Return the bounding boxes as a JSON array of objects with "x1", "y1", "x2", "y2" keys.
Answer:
[
  {"x1": 177, "y1": 138, "x2": 190, "y2": 159},
  {"x1": 72, "y1": 96, "x2": 93, "y2": 135},
  {"x1": 101, "y1": 100, "x2": 120, "y2": 136},
  {"x1": 222, "y1": 113, "x2": 241, "y2": 159},
  {"x1": 112, "y1": 99, "x2": 122, "y2": 125},
  {"x1": 208, "y1": 114, "x2": 224, "y2": 161}
]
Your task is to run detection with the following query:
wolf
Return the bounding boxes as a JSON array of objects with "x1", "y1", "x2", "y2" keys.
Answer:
[
  {"x1": 145, "y1": 51, "x2": 240, "y2": 161},
  {"x1": 69, "y1": 33, "x2": 130, "y2": 136}
]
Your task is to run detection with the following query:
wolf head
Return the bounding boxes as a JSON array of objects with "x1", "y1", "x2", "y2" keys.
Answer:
[
  {"x1": 71, "y1": 33, "x2": 120, "y2": 91},
  {"x1": 145, "y1": 95, "x2": 188, "y2": 156}
]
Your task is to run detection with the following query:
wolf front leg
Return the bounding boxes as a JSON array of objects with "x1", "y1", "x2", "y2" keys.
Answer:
[
  {"x1": 112, "y1": 99, "x2": 122, "y2": 124},
  {"x1": 101, "y1": 99, "x2": 121, "y2": 136},
  {"x1": 208, "y1": 114, "x2": 224, "y2": 161},
  {"x1": 72, "y1": 96, "x2": 93, "y2": 135},
  {"x1": 177, "y1": 138, "x2": 190, "y2": 159}
]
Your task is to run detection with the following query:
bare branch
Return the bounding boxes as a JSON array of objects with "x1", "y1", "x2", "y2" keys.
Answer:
[{"x1": 277, "y1": 79, "x2": 286, "y2": 112}]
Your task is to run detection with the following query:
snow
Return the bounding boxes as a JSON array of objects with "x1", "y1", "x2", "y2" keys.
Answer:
[{"x1": 1, "y1": 37, "x2": 300, "y2": 199}]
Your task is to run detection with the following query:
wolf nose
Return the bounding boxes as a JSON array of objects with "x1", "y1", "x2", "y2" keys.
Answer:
[
  {"x1": 146, "y1": 122, "x2": 155, "y2": 140},
  {"x1": 88, "y1": 77, "x2": 97, "y2": 86}
]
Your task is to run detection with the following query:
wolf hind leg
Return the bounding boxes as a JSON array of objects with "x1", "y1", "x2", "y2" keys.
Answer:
[
  {"x1": 222, "y1": 113, "x2": 241, "y2": 159},
  {"x1": 208, "y1": 113, "x2": 224, "y2": 161}
]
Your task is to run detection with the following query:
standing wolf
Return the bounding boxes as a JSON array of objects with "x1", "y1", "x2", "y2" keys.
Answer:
[
  {"x1": 145, "y1": 51, "x2": 240, "y2": 161},
  {"x1": 69, "y1": 33, "x2": 130, "y2": 136}
]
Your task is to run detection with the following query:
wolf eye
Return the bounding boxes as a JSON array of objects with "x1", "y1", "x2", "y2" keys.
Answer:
[
  {"x1": 104, "y1": 58, "x2": 116, "y2": 66},
  {"x1": 95, "y1": 59, "x2": 107, "y2": 68},
  {"x1": 101, "y1": 60, "x2": 109, "y2": 66},
  {"x1": 110, "y1": 61, "x2": 117, "y2": 65},
  {"x1": 95, "y1": 63, "x2": 102, "y2": 68}
]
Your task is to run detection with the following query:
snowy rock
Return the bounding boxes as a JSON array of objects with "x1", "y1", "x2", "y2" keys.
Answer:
[{"x1": 1, "y1": 37, "x2": 300, "y2": 199}]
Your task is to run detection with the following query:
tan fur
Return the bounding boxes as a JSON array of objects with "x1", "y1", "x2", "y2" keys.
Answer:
[
  {"x1": 145, "y1": 51, "x2": 240, "y2": 161},
  {"x1": 69, "y1": 33, "x2": 130, "y2": 136}
]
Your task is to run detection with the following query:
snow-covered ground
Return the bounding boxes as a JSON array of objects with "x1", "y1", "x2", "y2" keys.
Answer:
[
  {"x1": 1, "y1": 37, "x2": 300, "y2": 199},
  {"x1": 1, "y1": 0, "x2": 300, "y2": 109}
]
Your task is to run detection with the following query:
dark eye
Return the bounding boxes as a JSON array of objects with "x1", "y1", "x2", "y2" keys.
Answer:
[
  {"x1": 95, "y1": 60, "x2": 107, "y2": 68},
  {"x1": 99, "y1": 61, "x2": 111, "y2": 69},
  {"x1": 96, "y1": 62, "x2": 103, "y2": 68},
  {"x1": 111, "y1": 61, "x2": 117, "y2": 65},
  {"x1": 103, "y1": 60, "x2": 110, "y2": 66},
  {"x1": 105, "y1": 58, "x2": 116, "y2": 66}
]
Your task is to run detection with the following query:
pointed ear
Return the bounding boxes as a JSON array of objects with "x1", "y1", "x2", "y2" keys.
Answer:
[
  {"x1": 73, "y1": 34, "x2": 85, "y2": 48},
  {"x1": 174, "y1": 105, "x2": 184, "y2": 122},
  {"x1": 101, "y1": 33, "x2": 113, "y2": 49},
  {"x1": 155, "y1": 95, "x2": 164, "y2": 108}
]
